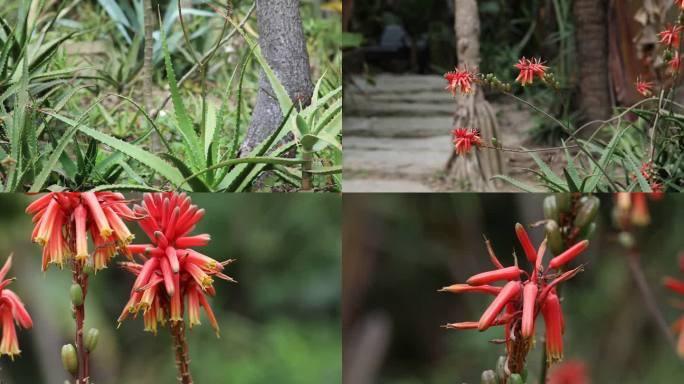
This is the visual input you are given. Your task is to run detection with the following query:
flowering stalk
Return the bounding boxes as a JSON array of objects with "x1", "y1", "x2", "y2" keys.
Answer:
[
  {"x1": 118, "y1": 192, "x2": 235, "y2": 383},
  {"x1": 664, "y1": 252, "x2": 684, "y2": 359},
  {"x1": 26, "y1": 192, "x2": 135, "y2": 383},
  {"x1": 441, "y1": 223, "x2": 588, "y2": 379},
  {"x1": 612, "y1": 193, "x2": 677, "y2": 353}
]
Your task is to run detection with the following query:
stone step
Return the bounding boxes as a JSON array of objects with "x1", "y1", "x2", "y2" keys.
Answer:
[
  {"x1": 346, "y1": 100, "x2": 455, "y2": 117},
  {"x1": 346, "y1": 91, "x2": 454, "y2": 104},
  {"x1": 344, "y1": 136, "x2": 450, "y2": 176},
  {"x1": 348, "y1": 74, "x2": 446, "y2": 94},
  {"x1": 343, "y1": 178, "x2": 431, "y2": 193},
  {"x1": 344, "y1": 116, "x2": 453, "y2": 138}
]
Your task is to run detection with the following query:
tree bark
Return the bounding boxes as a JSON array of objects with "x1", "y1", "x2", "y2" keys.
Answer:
[
  {"x1": 447, "y1": 0, "x2": 502, "y2": 191},
  {"x1": 239, "y1": 0, "x2": 313, "y2": 156},
  {"x1": 574, "y1": 0, "x2": 611, "y2": 123}
]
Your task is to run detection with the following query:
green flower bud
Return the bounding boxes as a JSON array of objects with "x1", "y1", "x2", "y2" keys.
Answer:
[
  {"x1": 507, "y1": 373, "x2": 524, "y2": 384},
  {"x1": 574, "y1": 196, "x2": 600, "y2": 229},
  {"x1": 61, "y1": 344, "x2": 78, "y2": 375},
  {"x1": 495, "y1": 355, "x2": 507, "y2": 381},
  {"x1": 481, "y1": 370, "x2": 497, "y2": 384},
  {"x1": 543, "y1": 196, "x2": 559, "y2": 222},
  {"x1": 580, "y1": 222, "x2": 597, "y2": 240},
  {"x1": 556, "y1": 194, "x2": 571, "y2": 213},
  {"x1": 85, "y1": 328, "x2": 99, "y2": 352},
  {"x1": 618, "y1": 231, "x2": 635, "y2": 249},
  {"x1": 70, "y1": 284, "x2": 83, "y2": 307},
  {"x1": 545, "y1": 220, "x2": 564, "y2": 255},
  {"x1": 82, "y1": 264, "x2": 95, "y2": 277},
  {"x1": 521, "y1": 366, "x2": 528, "y2": 382}
]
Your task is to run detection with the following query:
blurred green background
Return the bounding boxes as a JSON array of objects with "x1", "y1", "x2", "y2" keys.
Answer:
[
  {"x1": 0, "y1": 194, "x2": 341, "y2": 384},
  {"x1": 343, "y1": 194, "x2": 684, "y2": 384}
]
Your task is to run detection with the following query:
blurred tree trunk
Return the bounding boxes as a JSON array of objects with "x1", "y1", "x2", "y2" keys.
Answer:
[
  {"x1": 343, "y1": 0, "x2": 353, "y2": 31},
  {"x1": 239, "y1": 0, "x2": 313, "y2": 156},
  {"x1": 574, "y1": 0, "x2": 611, "y2": 123},
  {"x1": 446, "y1": 0, "x2": 502, "y2": 190}
]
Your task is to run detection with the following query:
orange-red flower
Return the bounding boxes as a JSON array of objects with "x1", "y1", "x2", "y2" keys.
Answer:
[
  {"x1": 451, "y1": 128, "x2": 482, "y2": 156},
  {"x1": 663, "y1": 252, "x2": 684, "y2": 359},
  {"x1": 635, "y1": 77, "x2": 654, "y2": 97},
  {"x1": 677, "y1": 0, "x2": 684, "y2": 9},
  {"x1": 659, "y1": 24, "x2": 683, "y2": 47},
  {"x1": 0, "y1": 255, "x2": 33, "y2": 359},
  {"x1": 118, "y1": 193, "x2": 235, "y2": 336},
  {"x1": 441, "y1": 224, "x2": 587, "y2": 366},
  {"x1": 444, "y1": 66, "x2": 478, "y2": 95},
  {"x1": 26, "y1": 193, "x2": 136, "y2": 271},
  {"x1": 614, "y1": 192, "x2": 662, "y2": 228},
  {"x1": 514, "y1": 57, "x2": 548, "y2": 86},
  {"x1": 669, "y1": 53, "x2": 681, "y2": 73}
]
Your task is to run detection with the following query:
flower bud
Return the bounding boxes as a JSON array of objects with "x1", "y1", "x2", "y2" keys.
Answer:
[
  {"x1": 556, "y1": 193, "x2": 571, "y2": 213},
  {"x1": 545, "y1": 220, "x2": 564, "y2": 255},
  {"x1": 70, "y1": 284, "x2": 84, "y2": 307},
  {"x1": 579, "y1": 222, "x2": 597, "y2": 240},
  {"x1": 543, "y1": 196, "x2": 559, "y2": 222},
  {"x1": 495, "y1": 356, "x2": 507, "y2": 381},
  {"x1": 61, "y1": 344, "x2": 78, "y2": 375},
  {"x1": 481, "y1": 370, "x2": 497, "y2": 384},
  {"x1": 85, "y1": 328, "x2": 99, "y2": 352},
  {"x1": 82, "y1": 264, "x2": 95, "y2": 277},
  {"x1": 507, "y1": 373, "x2": 524, "y2": 384},
  {"x1": 574, "y1": 196, "x2": 600, "y2": 229},
  {"x1": 618, "y1": 232, "x2": 635, "y2": 249}
]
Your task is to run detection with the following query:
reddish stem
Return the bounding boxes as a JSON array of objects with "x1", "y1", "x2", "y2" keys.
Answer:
[
  {"x1": 170, "y1": 321, "x2": 194, "y2": 384},
  {"x1": 71, "y1": 259, "x2": 90, "y2": 384}
]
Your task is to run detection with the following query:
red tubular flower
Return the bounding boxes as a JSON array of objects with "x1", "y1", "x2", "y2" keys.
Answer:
[
  {"x1": 659, "y1": 24, "x2": 683, "y2": 47},
  {"x1": 542, "y1": 291, "x2": 564, "y2": 363},
  {"x1": 548, "y1": 240, "x2": 589, "y2": 269},
  {"x1": 442, "y1": 225, "x2": 588, "y2": 370},
  {"x1": 451, "y1": 128, "x2": 482, "y2": 156},
  {"x1": 635, "y1": 77, "x2": 653, "y2": 97},
  {"x1": 515, "y1": 223, "x2": 537, "y2": 263},
  {"x1": 664, "y1": 252, "x2": 684, "y2": 358},
  {"x1": 26, "y1": 193, "x2": 136, "y2": 271},
  {"x1": 118, "y1": 192, "x2": 235, "y2": 336},
  {"x1": 466, "y1": 266, "x2": 523, "y2": 286},
  {"x1": 521, "y1": 282, "x2": 538, "y2": 338},
  {"x1": 444, "y1": 66, "x2": 478, "y2": 95},
  {"x1": 479, "y1": 281, "x2": 522, "y2": 331},
  {"x1": 677, "y1": 0, "x2": 684, "y2": 9},
  {"x1": 0, "y1": 255, "x2": 33, "y2": 359}
]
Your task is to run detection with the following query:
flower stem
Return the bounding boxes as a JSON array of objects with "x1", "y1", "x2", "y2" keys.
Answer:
[
  {"x1": 170, "y1": 321, "x2": 194, "y2": 384},
  {"x1": 71, "y1": 260, "x2": 90, "y2": 384},
  {"x1": 626, "y1": 249, "x2": 677, "y2": 352}
]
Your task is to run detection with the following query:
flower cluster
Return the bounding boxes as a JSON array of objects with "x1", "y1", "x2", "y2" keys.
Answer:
[
  {"x1": 513, "y1": 57, "x2": 548, "y2": 86},
  {"x1": 452, "y1": 128, "x2": 482, "y2": 156},
  {"x1": 444, "y1": 66, "x2": 477, "y2": 95},
  {"x1": 663, "y1": 252, "x2": 684, "y2": 358},
  {"x1": 635, "y1": 3, "x2": 684, "y2": 95},
  {"x1": 26, "y1": 193, "x2": 136, "y2": 271},
  {"x1": 441, "y1": 224, "x2": 587, "y2": 371},
  {"x1": 0, "y1": 255, "x2": 33, "y2": 359},
  {"x1": 118, "y1": 192, "x2": 235, "y2": 336}
]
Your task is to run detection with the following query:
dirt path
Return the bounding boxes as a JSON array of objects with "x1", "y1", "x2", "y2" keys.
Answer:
[{"x1": 344, "y1": 74, "x2": 552, "y2": 192}]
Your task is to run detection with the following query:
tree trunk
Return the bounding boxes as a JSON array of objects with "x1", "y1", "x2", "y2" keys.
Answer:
[
  {"x1": 447, "y1": 0, "x2": 502, "y2": 191},
  {"x1": 574, "y1": 0, "x2": 611, "y2": 123},
  {"x1": 239, "y1": 0, "x2": 313, "y2": 156}
]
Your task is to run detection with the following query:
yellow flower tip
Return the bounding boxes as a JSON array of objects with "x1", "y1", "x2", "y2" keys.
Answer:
[
  {"x1": 34, "y1": 237, "x2": 48, "y2": 246},
  {"x1": 100, "y1": 227, "x2": 113, "y2": 238},
  {"x1": 75, "y1": 254, "x2": 89, "y2": 263}
]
